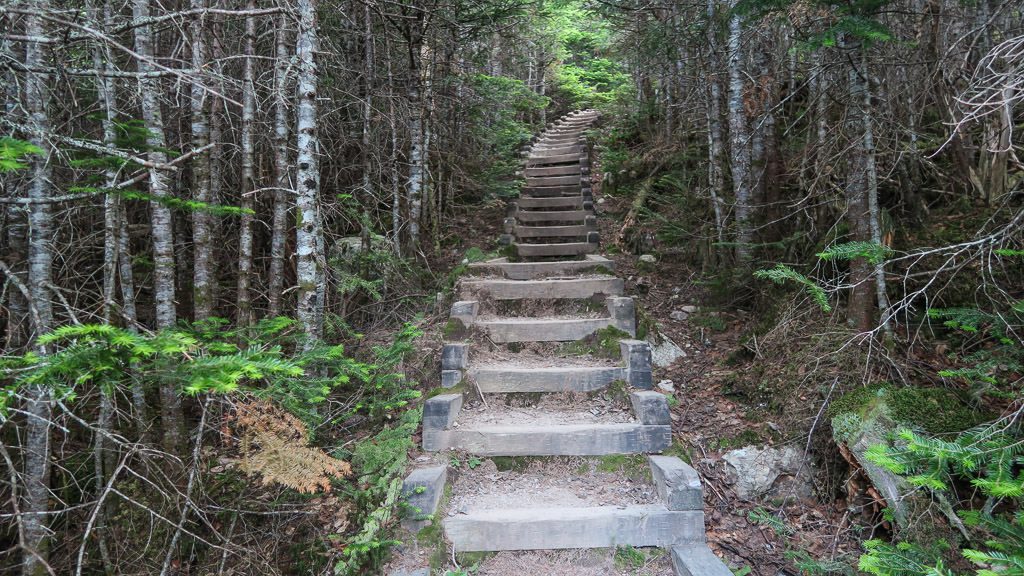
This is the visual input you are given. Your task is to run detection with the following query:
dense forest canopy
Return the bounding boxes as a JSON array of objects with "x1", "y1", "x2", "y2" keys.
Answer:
[{"x1": 0, "y1": 0, "x2": 1021, "y2": 572}]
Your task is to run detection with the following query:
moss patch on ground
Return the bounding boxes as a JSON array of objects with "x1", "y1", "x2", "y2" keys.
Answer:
[{"x1": 558, "y1": 325, "x2": 631, "y2": 360}]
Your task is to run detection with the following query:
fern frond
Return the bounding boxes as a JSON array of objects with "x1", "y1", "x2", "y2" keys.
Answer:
[{"x1": 753, "y1": 264, "x2": 832, "y2": 312}]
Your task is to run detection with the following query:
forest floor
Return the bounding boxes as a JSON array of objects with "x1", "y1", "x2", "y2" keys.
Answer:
[{"x1": 593, "y1": 177, "x2": 864, "y2": 575}]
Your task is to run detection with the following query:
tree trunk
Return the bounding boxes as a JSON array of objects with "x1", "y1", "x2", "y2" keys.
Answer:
[
  {"x1": 236, "y1": 1, "x2": 257, "y2": 328},
  {"x1": 133, "y1": 0, "x2": 183, "y2": 452},
  {"x1": 386, "y1": 33, "x2": 403, "y2": 256},
  {"x1": 190, "y1": 0, "x2": 215, "y2": 322},
  {"x1": 268, "y1": 14, "x2": 292, "y2": 318},
  {"x1": 407, "y1": 45, "x2": 425, "y2": 252},
  {"x1": 844, "y1": 41, "x2": 878, "y2": 332},
  {"x1": 22, "y1": 6, "x2": 55, "y2": 573},
  {"x1": 295, "y1": 0, "x2": 324, "y2": 346},
  {"x1": 705, "y1": 0, "x2": 726, "y2": 245},
  {"x1": 360, "y1": 1, "x2": 375, "y2": 253},
  {"x1": 727, "y1": 2, "x2": 753, "y2": 263}
]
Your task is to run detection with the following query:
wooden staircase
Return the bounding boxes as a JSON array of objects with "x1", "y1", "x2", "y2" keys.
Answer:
[{"x1": 393, "y1": 111, "x2": 734, "y2": 576}]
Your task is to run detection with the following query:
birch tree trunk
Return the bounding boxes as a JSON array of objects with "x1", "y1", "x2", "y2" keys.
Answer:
[
  {"x1": 22, "y1": 5, "x2": 55, "y2": 573},
  {"x1": 236, "y1": 1, "x2": 257, "y2": 327},
  {"x1": 268, "y1": 14, "x2": 292, "y2": 318},
  {"x1": 295, "y1": 0, "x2": 325, "y2": 346},
  {"x1": 133, "y1": 0, "x2": 183, "y2": 451},
  {"x1": 407, "y1": 41, "x2": 426, "y2": 252},
  {"x1": 727, "y1": 3, "x2": 753, "y2": 263},
  {"x1": 705, "y1": 0, "x2": 726, "y2": 245},
  {"x1": 190, "y1": 0, "x2": 215, "y2": 321}
]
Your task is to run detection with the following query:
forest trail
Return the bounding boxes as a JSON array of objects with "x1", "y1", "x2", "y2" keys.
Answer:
[{"x1": 397, "y1": 113, "x2": 734, "y2": 575}]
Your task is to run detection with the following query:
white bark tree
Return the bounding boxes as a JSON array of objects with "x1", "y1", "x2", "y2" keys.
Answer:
[
  {"x1": 133, "y1": 0, "x2": 183, "y2": 451},
  {"x1": 727, "y1": 1, "x2": 753, "y2": 263},
  {"x1": 295, "y1": 0, "x2": 325, "y2": 345}
]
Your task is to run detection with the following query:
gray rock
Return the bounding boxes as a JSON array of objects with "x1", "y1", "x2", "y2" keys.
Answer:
[
  {"x1": 670, "y1": 310, "x2": 689, "y2": 321},
  {"x1": 722, "y1": 445, "x2": 813, "y2": 501},
  {"x1": 658, "y1": 379, "x2": 676, "y2": 392},
  {"x1": 681, "y1": 305, "x2": 699, "y2": 313},
  {"x1": 639, "y1": 254, "x2": 657, "y2": 264},
  {"x1": 648, "y1": 333, "x2": 687, "y2": 368}
]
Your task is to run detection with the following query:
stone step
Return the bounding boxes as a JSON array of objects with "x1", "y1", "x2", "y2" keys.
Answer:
[
  {"x1": 460, "y1": 277, "x2": 623, "y2": 300},
  {"x1": 527, "y1": 175, "x2": 583, "y2": 187},
  {"x1": 471, "y1": 364, "x2": 626, "y2": 392},
  {"x1": 467, "y1": 255, "x2": 615, "y2": 280},
  {"x1": 515, "y1": 209, "x2": 591, "y2": 223},
  {"x1": 515, "y1": 224, "x2": 594, "y2": 238},
  {"x1": 516, "y1": 241, "x2": 596, "y2": 258},
  {"x1": 515, "y1": 197, "x2": 587, "y2": 209},
  {"x1": 445, "y1": 506, "x2": 703, "y2": 552},
  {"x1": 524, "y1": 165, "x2": 581, "y2": 177},
  {"x1": 526, "y1": 153, "x2": 581, "y2": 166}
]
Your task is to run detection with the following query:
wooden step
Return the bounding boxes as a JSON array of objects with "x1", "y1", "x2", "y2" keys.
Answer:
[
  {"x1": 515, "y1": 224, "x2": 593, "y2": 238},
  {"x1": 445, "y1": 506, "x2": 703, "y2": 552},
  {"x1": 460, "y1": 277, "x2": 623, "y2": 300},
  {"x1": 515, "y1": 209, "x2": 591, "y2": 223},
  {"x1": 439, "y1": 454, "x2": 703, "y2": 552},
  {"x1": 530, "y1": 145, "x2": 582, "y2": 156},
  {"x1": 540, "y1": 134, "x2": 583, "y2": 143},
  {"x1": 466, "y1": 255, "x2": 615, "y2": 280},
  {"x1": 478, "y1": 317, "x2": 617, "y2": 342},
  {"x1": 516, "y1": 241, "x2": 596, "y2": 258},
  {"x1": 527, "y1": 175, "x2": 583, "y2": 187},
  {"x1": 471, "y1": 364, "x2": 626, "y2": 392},
  {"x1": 526, "y1": 153, "x2": 581, "y2": 166},
  {"x1": 515, "y1": 196, "x2": 586, "y2": 209},
  {"x1": 427, "y1": 420, "x2": 670, "y2": 455},
  {"x1": 521, "y1": 185, "x2": 581, "y2": 197},
  {"x1": 524, "y1": 165, "x2": 581, "y2": 177}
]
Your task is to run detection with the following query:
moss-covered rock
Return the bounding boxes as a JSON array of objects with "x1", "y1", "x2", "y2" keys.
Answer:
[
  {"x1": 830, "y1": 384, "x2": 981, "y2": 534},
  {"x1": 829, "y1": 384, "x2": 987, "y2": 438}
]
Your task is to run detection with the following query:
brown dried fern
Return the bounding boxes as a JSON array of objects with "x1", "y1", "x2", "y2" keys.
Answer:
[{"x1": 230, "y1": 399, "x2": 352, "y2": 493}]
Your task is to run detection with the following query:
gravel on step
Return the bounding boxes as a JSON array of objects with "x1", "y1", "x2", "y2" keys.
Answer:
[
  {"x1": 465, "y1": 547, "x2": 675, "y2": 575},
  {"x1": 448, "y1": 457, "x2": 659, "y2": 513},
  {"x1": 455, "y1": 395, "x2": 635, "y2": 427}
]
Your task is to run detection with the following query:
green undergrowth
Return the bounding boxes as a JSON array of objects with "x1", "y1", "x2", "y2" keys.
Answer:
[
  {"x1": 596, "y1": 379, "x2": 630, "y2": 404},
  {"x1": 558, "y1": 325, "x2": 631, "y2": 359},
  {"x1": 595, "y1": 454, "x2": 651, "y2": 481},
  {"x1": 709, "y1": 429, "x2": 763, "y2": 451},
  {"x1": 661, "y1": 438, "x2": 693, "y2": 463}
]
